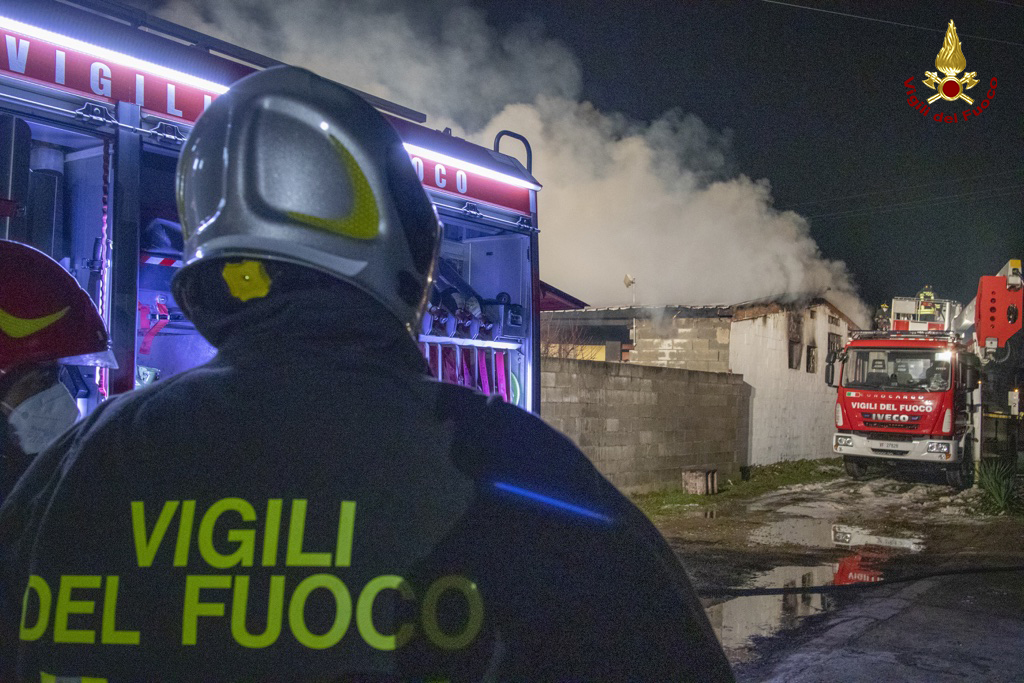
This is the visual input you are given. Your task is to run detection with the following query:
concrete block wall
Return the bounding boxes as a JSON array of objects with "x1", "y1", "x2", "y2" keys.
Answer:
[
  {"x1": 631, "y1": 316, "x2": 732, "y2": 372},
  {"x1": 541, "y1": 358, "x2": 752, "y2": 494}
]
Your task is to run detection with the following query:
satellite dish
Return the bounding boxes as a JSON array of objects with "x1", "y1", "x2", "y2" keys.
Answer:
[{"x1": 624, "y1": 274, "x2": 636, "y2": 288}]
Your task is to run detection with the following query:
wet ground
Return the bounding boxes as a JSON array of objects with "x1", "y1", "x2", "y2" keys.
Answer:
[{"x1": 651, "y1": 464, "x2": 1024, "y2": 677}]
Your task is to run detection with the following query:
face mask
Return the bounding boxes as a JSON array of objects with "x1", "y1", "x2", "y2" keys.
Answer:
[{"x1": 3, "y1": 383, "x2": 80, "y2": 455}]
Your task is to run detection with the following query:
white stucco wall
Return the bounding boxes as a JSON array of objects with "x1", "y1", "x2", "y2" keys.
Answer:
[{"x1": 728, "y1": 304, "x2": 851, "y2": 464}]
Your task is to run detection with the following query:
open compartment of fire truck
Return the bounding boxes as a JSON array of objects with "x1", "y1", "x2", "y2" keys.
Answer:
[
  {"x1": 0, "y1": 0, "x2": 542, "y2": 415},
  {"x1": 421, "y1": 216, "x2": 533, "y2": 408}
]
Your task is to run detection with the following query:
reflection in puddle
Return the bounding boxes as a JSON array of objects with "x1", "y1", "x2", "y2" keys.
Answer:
[
  {"x1": 749, "y1": 518, "x2": 835, "y2": 548},
  {"x1": 706, "y1": 564, "x2": 836, "y2": 660},
  {"x1": 834, "y1": 549, "x2": 888, "y2": 585},
  {"x1": 831, "y1": 524, "x2": 924, "y2": 552},
  {"x1": 750, "y1": 517, "x2": 925, "y2": 552},
  {"x1": 706, "y1": 553, "x2": 893, "y2": 660}
]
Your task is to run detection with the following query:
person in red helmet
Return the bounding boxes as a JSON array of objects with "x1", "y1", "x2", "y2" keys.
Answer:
[{"x1": 0, "y1": 240, "x2": 113, "y2": 501}]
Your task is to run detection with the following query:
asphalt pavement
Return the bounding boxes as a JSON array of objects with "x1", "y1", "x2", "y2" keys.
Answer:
[{"x1": 734, "y1": 558, "x2": 1024, "y2": 681}]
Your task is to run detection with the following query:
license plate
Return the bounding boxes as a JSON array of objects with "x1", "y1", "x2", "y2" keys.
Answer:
[{"x1": 873, "y1": 441, "x2": 901, "y2": 450}]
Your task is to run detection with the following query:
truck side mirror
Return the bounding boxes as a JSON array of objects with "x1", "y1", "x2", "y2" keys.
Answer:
[
  {"x1": 825, "y1": 350, "x2": 837, "y2": 364},
  {"x1": 825, "y1": 362, "x2": 836, "y2": 387},
  {"x1": 963, "y1": 365, "x2": 979, "y2": 389}
]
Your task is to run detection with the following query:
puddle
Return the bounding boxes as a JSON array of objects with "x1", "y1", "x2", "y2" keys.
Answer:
[
  {"x1": 750, "y1": 518, "x2": 925, "y2": 552},
  {"x1": 749, "y1": 518, "x2": 835, "y2": 548},
  {"x1": 706, "y1": 552, "x2": 894, "y2": 661},
  {"x1": 833, "y1": 549, "x2": 890, "y2": 585},
  {"x1": 659, "y1": 504, "x2": 721, "y2": 519},
  {"x1": 831, "y1": 524, "x2": 924, "y2": 552},
  {"x1": 706, "y1": 564, "x2": 836, "y2": 661}
]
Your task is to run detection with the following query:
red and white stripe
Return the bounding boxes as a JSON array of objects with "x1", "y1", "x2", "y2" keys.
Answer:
[{"x1": 140, "y1": 254, "x2": 183, "y2": 267}]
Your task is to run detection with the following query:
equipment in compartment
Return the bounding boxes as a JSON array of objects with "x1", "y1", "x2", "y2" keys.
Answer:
[
  {"x1": 420, "y1": 340, "x2": 520, "y2": 404},
  {"x1": 418, "y1": 217, "x2": 533, "y2": 407},
  {"x1": 136, "y1": 218, "x2": 216, "y2": 377},
  {"x1": 0, "y1": 114, "x2": 31, "y2": 242},
  {"x1": 433, "y1": 258, "x2": 527, "y2": 341},
  {"x1": 135, "y1": 365, "x2": 161, "y2": 388}
]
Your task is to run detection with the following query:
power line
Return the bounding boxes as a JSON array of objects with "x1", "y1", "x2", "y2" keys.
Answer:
[
  {"x1": 978, "y1": 0, "x2": 1024, "y2": 7},
  {"x1": 807, "y1": 185, "x2": 1024, "y2": 220},
  {"x1": 805, "y1": 184, "x2": 1024, "y2": 220},
  {"x1": 806, "y1": 180, "x2": 1024, "y2": 216},
  {"x1": 806, "y1": 190, "x2": 1023, "y2": 221},
  {"x1": 778, "y1": 168, "x2": 1024, "y2": 210},
  {"x1": 759, "y1": 0, "x2": 1024, "y2": 48}
]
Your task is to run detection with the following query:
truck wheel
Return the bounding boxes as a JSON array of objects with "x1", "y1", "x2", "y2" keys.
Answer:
[
  {"x1": 844, "y1": 456, "x2": 869, "y2": 479},
  {"x1": 945, "y1": 443, "x2": 975, "y2": 490}
]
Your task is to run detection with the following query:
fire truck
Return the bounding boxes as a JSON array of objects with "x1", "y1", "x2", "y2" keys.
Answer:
[
  {"x1": 0, "y1": 0, "x2": 541, "y2": 414},
  {"x1": 828, "y1": 260, "x2": 1023, "y2": 488}
]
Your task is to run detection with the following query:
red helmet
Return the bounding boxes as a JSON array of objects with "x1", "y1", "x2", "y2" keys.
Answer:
[{"x1": 0, "y1": 240, "x2": 114, "y2": 373}]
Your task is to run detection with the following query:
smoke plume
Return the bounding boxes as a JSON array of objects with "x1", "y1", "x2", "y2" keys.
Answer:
[{"x1": 143, "y1": 0, "x2": 871, "y2": 326}]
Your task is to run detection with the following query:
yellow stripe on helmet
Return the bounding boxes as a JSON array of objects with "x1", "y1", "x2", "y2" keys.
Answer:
[
  {"x1": 0, "y1": 306, "x2": 70, "y2": 339},
  {"x1": 287, "y1": 135, "x2": 380, "y2": 240}
]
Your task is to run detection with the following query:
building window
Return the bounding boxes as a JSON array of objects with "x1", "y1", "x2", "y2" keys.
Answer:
[
  {"x1": 806, "y1": 345, "x2": 818, "y2": 373},
  {"x1": 809, "y1": 309, "x2": 817, "y2": 319},
  {"x1": 828, "y1": 332, "x2": 843, "y2": 354},
  {"x1": 788, "y1": 340, "x2": 802, "y2": 370},
  {"x1": 828, "y1": 314, "x2": 840, "y2": 326}
]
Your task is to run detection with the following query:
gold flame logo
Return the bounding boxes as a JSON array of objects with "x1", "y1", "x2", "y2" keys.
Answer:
[
  {"x1": 923, "y1": 21, "x2": 978, "y2": 104},
  {"x1": 935, "y1": 20, "x2": 966, "y2": 76}
]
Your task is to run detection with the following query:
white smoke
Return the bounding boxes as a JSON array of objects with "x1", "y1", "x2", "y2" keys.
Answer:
[{"x1": 144, "y1": 0, "x2": 871, "y2": 327}]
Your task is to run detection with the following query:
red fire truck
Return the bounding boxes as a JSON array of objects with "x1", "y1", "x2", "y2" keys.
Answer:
[
  {"x1": 0, "y1": 0, "x2": 542, "y2": 414},
  {"x1": 828, "y1": 260, "x2": 1023, "y2": 488}
]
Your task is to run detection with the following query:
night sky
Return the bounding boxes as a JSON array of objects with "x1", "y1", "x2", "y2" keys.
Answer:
[
  {"x1": 129, "y1": 0, "x2": 1023, "y2": 314},
  {"x1": 472, "y1": 0, "x2": 1023, "y2": 310}
]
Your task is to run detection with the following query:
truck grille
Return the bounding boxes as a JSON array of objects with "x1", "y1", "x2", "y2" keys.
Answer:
[
  {"x1": 855, "y1": 431, "x2": 915, "y2": 442},
  {"x1": 871, "y1": 448, "x2": 910, "y2": 455},
  {"x1": 863, "y1": 422, "x2": 920, "y2": 431}
]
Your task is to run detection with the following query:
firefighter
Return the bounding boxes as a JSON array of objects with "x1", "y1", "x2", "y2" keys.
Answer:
[
  {"x1": 873, "y1": 302, "x2": 890, "y2": 331},
  {"x1": 917, "y1": 284, "x2": 936, "y2": 320},
  {"x1": 0, "y1": 66, "x2": 733, "y2": 682},
  {"x1": 0, "y1": 240, "x2": 113, "y2": 502}
]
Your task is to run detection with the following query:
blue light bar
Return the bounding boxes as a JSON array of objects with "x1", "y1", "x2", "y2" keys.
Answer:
[{"x1": 492, "y1": 481, "x2": 612, "y2": 523}]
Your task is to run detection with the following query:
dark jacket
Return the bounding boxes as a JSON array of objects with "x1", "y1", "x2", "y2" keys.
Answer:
[
  {"x1": 0, "y1": 287, "x2": 733, "y2": 682},
  {"x1": 0, "y1": 418, "x2": 27, "y2": 504}
]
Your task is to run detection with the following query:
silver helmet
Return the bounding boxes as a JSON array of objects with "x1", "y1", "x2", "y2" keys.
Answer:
[{"x1": 174, "y1": 65, "x2": 440, "y2": 335}]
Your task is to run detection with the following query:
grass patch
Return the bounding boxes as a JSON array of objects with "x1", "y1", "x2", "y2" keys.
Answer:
[{"x1": 632, "y1": 458, "x2": 843, "y2": 517}]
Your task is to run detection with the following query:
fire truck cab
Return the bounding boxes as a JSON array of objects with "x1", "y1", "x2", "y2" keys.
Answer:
[{"x1": 0, "y1": 0, "x2": 542, "y2": 415}]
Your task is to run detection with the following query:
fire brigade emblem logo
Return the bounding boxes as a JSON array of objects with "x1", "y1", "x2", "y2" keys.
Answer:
[
  {"x1": 922, "y1": 21, "x2": 977, "y2": 104},
  {"x1": 904, "y1": 20, "x2": 997, "y2": 122}
]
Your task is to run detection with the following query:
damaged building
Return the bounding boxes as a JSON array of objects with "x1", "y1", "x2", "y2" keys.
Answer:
[{"x1": 542, "y1": 298, "x2": 859, "y2": 465}]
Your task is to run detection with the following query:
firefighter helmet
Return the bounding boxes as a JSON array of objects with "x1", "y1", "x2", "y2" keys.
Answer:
[
  {"x1": 0, "y1": 240, "x2": 113, "y2": 373},
  {"x1": 172, "y1": 65, "x2": 440, "y2": 336}
]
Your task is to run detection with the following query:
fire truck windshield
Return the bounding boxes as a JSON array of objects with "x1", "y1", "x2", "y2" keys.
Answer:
[{"x1": 843, "y1": 349, "x2": 951, "y2": 392}]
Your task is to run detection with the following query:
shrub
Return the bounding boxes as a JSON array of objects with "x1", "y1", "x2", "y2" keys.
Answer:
[{"x1": 977, "y1": 460, "x2": 1019, "y2": 514}]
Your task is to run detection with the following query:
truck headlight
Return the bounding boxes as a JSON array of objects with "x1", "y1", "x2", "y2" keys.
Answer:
[
  {"x1": 834, "y1": 435, "x2": 854, "y2": 448},
  {"x1": 927, "y1": 442, "x2": 950, "y2": 453}
]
